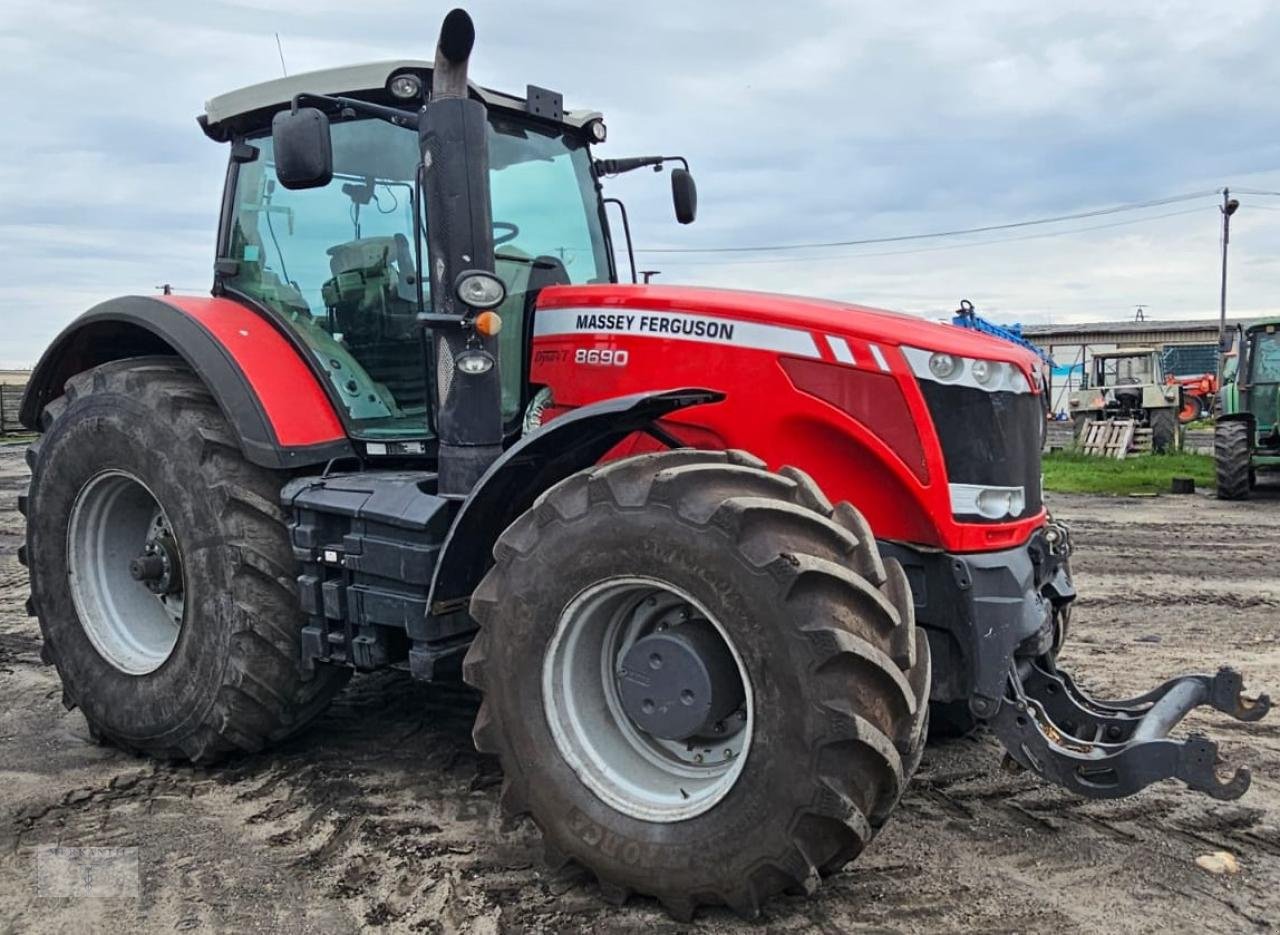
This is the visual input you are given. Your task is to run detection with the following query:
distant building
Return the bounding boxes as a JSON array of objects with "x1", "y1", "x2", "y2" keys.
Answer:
[{"x1": 1022, "y1": 318, "x2": 1240, "y2": 414}]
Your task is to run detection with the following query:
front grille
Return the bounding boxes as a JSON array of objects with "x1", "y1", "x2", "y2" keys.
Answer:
[{"x1": 918, "y1": 382, "x2": 1043, "y2": 521}]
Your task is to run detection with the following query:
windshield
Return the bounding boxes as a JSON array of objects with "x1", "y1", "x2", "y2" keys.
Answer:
[
  {"x1": 223, "y1": 112, "x2": 611, "y2": 438},
  {"x1": 1094, "y1": 354, "x2": 1154, "y2": 387},
  {"x1": 1249, "y1": 331, "x2": 1280, "y2": 384}
]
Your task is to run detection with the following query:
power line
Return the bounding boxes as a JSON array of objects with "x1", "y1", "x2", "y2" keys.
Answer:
[
  {"x1": 633, "y1": 189, "x2": 1222, "y2": 255},
  {"x1": 641, "y1": 204, "x2": 1212, "y2": 268}
]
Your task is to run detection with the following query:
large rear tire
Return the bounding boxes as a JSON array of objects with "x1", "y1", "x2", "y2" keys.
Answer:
[
  {"x1": 463, "y1": 449, "x2": 930, "y2": 919},
  {"x1": 1215, "y1": 420, "x2": 1253, "y2": 500},
  {"x1": 20, "y1": 358, "x2": 349, "y2": 761}
]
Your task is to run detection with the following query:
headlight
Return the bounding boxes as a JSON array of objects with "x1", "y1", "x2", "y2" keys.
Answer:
[
  {"x1": 950, "y1": 483, "x2": 1027, "y2": 519},
  {"x1": 388, "y1": 73, "x2": 423, "y2": 100},
  {"x1": 904, "y1": 347, "x2": 1034, "y2": 395},
  {"x1": 455, "y1": 270, "x2": 506, "y2": 309},
  {"x1": 586, "y1": 118, "x2": 607, "y2": 143},
  {"x1": 456, "y1": 349, "x2": 495, "y2": 375},
  {"x1": 929, "y1": 353, "x2": 959, "y2": 379}
]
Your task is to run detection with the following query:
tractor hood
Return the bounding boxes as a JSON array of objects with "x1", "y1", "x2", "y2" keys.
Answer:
[{"x1": 536, "y1": 283, "x2": 1042, "y2": 368}]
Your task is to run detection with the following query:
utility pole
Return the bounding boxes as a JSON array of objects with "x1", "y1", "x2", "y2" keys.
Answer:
[{"x1": 1218, "y1": 188, "x2": 1240, "y2": 351}]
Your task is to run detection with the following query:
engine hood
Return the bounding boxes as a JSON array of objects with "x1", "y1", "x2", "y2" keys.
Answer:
[{"x1": 536, "y1": 283, "x2": 1041, "y2": 367}]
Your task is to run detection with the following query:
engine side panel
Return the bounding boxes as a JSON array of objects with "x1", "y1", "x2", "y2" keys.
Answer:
[{"x1": 529, "y1": 284, "x2": 1047, "y2": 553}]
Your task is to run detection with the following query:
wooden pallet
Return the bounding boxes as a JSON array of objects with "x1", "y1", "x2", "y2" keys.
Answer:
[{"x1": 1081, "y1": 419, "x2": 1137, "y2": 459}]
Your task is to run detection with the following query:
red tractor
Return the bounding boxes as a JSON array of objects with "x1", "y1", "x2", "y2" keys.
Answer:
[
  {"x1": 1168, "y1": 371, "x2": 1218, "y2": 423},
  {"x1": 18, "y1": 10, "x2": 1270, "y2": 919}
]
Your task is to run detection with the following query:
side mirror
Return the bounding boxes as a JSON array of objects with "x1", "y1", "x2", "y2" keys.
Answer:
[
  {"x1": 671, "y1": 168, "x2": 697, "y2": 225},
  {"x1": 271, "y1": 107, "x2": 333, "y2": 190},
  {"x1": 1219, "y1": 332, "x2": 1235, "y2": 352}
]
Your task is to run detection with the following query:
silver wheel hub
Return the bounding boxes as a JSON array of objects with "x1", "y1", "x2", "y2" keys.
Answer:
[
  {"x1": 67, "y1": 470, "x2": 185, "y2": 675},
  {"x1": 543, "y1": 577, "x2": 754, "y2": 823}
]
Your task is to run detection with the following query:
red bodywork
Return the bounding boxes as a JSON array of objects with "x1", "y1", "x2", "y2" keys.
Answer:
[
  {"x1": 530, "y1": 284, "x2": 1046, "y2": 554},
  {"x1": 1166, "y1": 372, "x2": 1218, "y2": 423},
  {"x1": 162, "y1": 295, "x2": 346, "y2": 448}
]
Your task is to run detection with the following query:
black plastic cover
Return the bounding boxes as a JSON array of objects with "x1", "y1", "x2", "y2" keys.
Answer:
[
  {"x1": 918, "y1": 382, "x2": 1044, "y2": 521},
  {"x1": 283, "y1": 471, "x2": 472, "y2": 676}
]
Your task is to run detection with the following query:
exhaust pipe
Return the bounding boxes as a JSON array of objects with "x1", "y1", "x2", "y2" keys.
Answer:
[{"x1": 422, "y1": 8, "x2": 502, "y2": 496}]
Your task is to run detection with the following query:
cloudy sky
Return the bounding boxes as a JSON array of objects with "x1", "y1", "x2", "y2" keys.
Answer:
[{"x1": 3, "y1": 0, "x2": 1280, "y2": 367}]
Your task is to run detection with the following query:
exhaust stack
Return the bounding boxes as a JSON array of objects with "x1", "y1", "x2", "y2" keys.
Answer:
[{"x1": 421, "y1": 8, "x2": 502, "y2": 496}]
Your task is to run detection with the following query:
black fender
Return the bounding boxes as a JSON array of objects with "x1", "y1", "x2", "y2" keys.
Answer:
[
  {"x1": 21, "y1": 295, "x2": 354, "y2": 469},
  {"x1": 1217, "y1": 411, "x2": 1256, "y2": 429},
  {"x1": 427, "y1": 388, "x2": 724, "y2": 611}
]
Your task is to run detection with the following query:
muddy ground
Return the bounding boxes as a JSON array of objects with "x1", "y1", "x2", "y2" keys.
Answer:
[{"x1": 0, "y1": 441, "x2": 1277, "y2": 934}]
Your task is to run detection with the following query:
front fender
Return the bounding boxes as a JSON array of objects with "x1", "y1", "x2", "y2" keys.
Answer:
[{"x1": 427, "y1": 388, "x2": 724, "y2": 611}]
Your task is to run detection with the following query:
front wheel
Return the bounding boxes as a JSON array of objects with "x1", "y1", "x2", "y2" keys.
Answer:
[
  {"x1": 1215, "y1": 420, "x2": 1253, "y2": 500},
  {"x1": 1149, "y1": 408, "x2": 1179, "y2": 453},
  {"x1": 464, "y1": 449, "x2": 929, "y2": 919}
]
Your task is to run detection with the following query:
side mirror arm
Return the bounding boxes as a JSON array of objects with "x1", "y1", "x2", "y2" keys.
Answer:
[{"x1": 291, "y1": 93, "x2": 421, "y2": 131}]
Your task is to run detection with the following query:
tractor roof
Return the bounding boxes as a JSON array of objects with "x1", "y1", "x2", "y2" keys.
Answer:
[
  {"x1": 201, "y1": 60, "x2": 601, "y2": 141},
  {"x1": 1092, "y1": 347, "x2": 1156, "y2": 358}
]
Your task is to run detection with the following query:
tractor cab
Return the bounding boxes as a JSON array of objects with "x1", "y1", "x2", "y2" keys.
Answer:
[
  {"x1": 1085, "y1": 347, "x2": 1161, "y2": 389},
  {"x1": 1238, "y1": 323, "x2": 1280, "y2": 434},
  {"x1": 202, "y1": 64, "x2": 618, "y2": 442}
]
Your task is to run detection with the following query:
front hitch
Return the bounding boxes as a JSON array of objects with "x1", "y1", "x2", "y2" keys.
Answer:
[{"x1": 991, "y1": 660, "x2": 1271, "y2": 800}]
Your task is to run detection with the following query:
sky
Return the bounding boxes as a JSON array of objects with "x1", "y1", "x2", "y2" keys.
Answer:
[{"x1": 3, "y1": 0, "x2": 1280, "y2": 367}]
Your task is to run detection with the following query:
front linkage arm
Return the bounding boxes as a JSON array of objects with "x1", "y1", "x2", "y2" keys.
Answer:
[{"x1": 992, "y1": 659, "x2": 1271, "y2": 800}]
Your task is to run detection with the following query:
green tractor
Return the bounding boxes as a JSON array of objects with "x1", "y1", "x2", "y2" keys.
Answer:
[{"x1": 1216, "y1": 319, "x2": 1280, "y2": 499}]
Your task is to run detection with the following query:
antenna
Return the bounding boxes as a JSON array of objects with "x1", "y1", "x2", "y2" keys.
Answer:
[{"x1": 274, "y1": 32, "x2": 288, "y2": 77}]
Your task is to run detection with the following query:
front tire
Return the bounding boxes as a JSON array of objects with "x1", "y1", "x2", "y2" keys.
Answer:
[
  {"x1": 21, "y1": 358, "x2": 349, "y2": 761},
  {"x1": 463, "y1": 449, "x2": 930, "y2": 919},
  {"x1": 1150, "y1": 408, "x2": 1179, "y2": 453},
  {"x1": 1215, "y1": 420, "x2": 1253, "y2": 500}
]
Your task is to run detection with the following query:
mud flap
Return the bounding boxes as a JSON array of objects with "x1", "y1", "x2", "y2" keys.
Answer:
[{"x1": 992, "y1": 660, "x2": 1271, "y2": 800}]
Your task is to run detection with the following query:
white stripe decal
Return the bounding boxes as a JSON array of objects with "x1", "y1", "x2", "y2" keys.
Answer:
[
  {"x1": 825, "y1": 334, "x2": 855, "y2": 364},
  {"x1": 869, "y1": 343, "x2": 891, "y2": 372},
  {"x1": 534, "y1": 306, "x2": 821, "y2": 358}
]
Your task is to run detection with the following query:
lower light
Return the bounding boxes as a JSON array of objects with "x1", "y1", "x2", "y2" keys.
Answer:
[
  {"x1": 950, "y1": 483, "x2": 1026, "y2": 520},
  {"x1": 456, "y1": 349, "x2": 495, "y2": 375}
]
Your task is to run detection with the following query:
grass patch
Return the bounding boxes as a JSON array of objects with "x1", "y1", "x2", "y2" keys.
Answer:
[{"x1": 1043, "y1": 450, "x2": 1215, "y2": 495}]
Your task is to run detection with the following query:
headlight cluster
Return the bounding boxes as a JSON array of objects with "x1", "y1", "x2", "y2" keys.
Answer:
[
  {"x1": 902, "y1": 346, "x2": 1031, "y2": 394},
  {"x1": 948, "y1": 483, "x2": 1027, "y2": 520}
]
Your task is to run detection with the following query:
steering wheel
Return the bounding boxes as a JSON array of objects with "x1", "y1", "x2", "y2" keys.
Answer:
[{"x1": 494, "y1": 221, "x2": 520, "y2": 247}]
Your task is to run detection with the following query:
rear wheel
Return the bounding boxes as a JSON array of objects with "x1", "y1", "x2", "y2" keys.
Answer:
[
  {"x1": 1149, "y1": 408, "x2": 1179, "y2": 453},
  {"x1": 21, "y1": 358, "x2": 349, "y2": 761},
  {"x1": 464, "y1": 449, "x2": 930, "y2": 919},
  {"x1": 1179, "y1": 394, "x2": 1204, "y2": 424},
  {"x1": 1215, "y1": 420, "x2": 1253, "y2": 500}
]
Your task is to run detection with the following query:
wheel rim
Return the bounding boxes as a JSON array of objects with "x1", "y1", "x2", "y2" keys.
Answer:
[
  {"x1": 542, "y1": 576, "x2": 754, "y2": 823},
  {"x1": 67, "y1": 470, "x2": 185, "y2": 675}
]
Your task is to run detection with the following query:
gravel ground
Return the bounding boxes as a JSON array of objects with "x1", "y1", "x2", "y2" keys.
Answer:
[{"x1": 0, "y1": 441, "x2": 1277, "y2": 933}]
